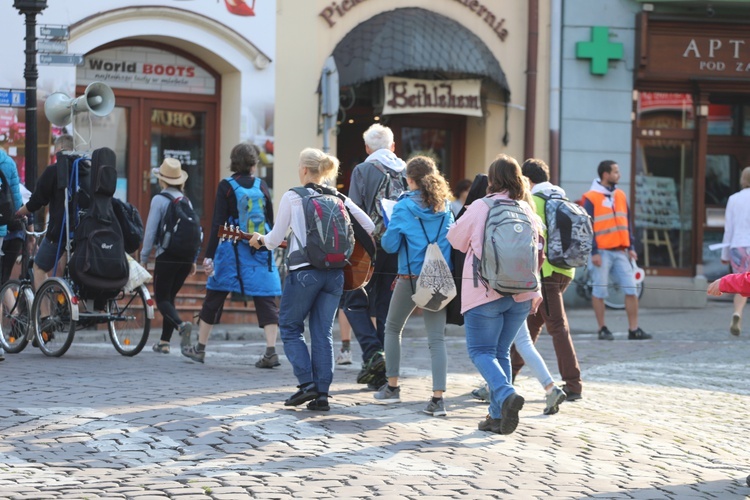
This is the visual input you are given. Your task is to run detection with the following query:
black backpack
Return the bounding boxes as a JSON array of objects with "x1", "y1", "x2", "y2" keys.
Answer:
[
  {"x1": 69, "y1": 147, "x2": 129, "y2": 300},
  {"x1": 0, "y1": 168, "x2": 15, "y2": 226},
  {"x1": 112, "y1": 197, "x2": 144, "y2": 254},
  {"x1": 157, "y1": 192, "x2": 202, "y2": 260}
]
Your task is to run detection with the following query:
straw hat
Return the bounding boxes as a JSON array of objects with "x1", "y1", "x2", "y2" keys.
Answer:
[{"x1": 155, "y1": 158, "x2": 188, "y2": 185}]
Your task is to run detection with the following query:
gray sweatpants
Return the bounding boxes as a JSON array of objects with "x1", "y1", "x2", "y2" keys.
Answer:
[{"x1": 384, "y1": 277, "x2": 448, "y2": 392}]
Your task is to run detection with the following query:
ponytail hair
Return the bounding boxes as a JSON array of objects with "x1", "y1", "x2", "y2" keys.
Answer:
[
  {"x1": 406, "y1": 156, "x2": 452, "y2": 213},
  {"x1": 487, "y1": 154, "x2": 528, "y2": 201},
  {"x1": 299, "y1": 147, "x2": 340, "y2": 184}
]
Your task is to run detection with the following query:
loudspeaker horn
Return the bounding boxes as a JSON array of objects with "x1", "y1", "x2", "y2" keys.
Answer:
[{"x1": 44, "y1": 81, "x2": 116, "y2": 127}]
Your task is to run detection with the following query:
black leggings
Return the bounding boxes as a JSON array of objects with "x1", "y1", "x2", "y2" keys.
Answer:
[
  {"x1": 0, "y1": 238, "x2": 23, "y2": 286},
  {"x1": 153, "y1": 253, "x2": 193, "y2": 342}
]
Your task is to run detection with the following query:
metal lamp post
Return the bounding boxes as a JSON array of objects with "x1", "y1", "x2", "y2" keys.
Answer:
[{"x1": 14, "y1": 0, "x2": 48, "y2": 192}]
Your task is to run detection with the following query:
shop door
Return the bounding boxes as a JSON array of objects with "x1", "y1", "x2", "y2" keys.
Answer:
[
  {"x1": 144, "y1": 100, "x2": 216, "y2": 226},
  {"x1": 74, "y1": 92, "x2": 217, "y2": 256}
]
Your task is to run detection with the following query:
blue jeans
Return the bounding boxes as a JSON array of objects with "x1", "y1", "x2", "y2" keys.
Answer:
[
  {"x1": 464, "y1": 297, "x2": 531, "y2": 419},
  {"x1": 590, "y1": 249, "x2": 637, "y2": 299},
  {"x1": 279, "y1": 268, "x2": 343, "y2": 394},
  {"x1": 343, "y1": 249, "x2": 397, "y2": 362}
]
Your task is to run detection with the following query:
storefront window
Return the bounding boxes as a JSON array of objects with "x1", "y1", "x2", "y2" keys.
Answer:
[
  {"x1": 150, "y1": 109, "x2": 206, "y2": 217},
  {"x1": 637, "y1": 92, "x2": 694, "y2": 130},
  {"x1": 401, "y1": 127, "x2": 452, "y2": 180},
  {"x1": 634, "y1": 138, "x2": 694, "y2": 270},
  {"x1": 744, "y1": 105, "x2": 750, "y2": 136},
  {"x1": 707, "y1": 104, "x2": 734, "y2": 136},
  {"x1": 705, "y1": 154, "x2": 738, "y2": 208}
]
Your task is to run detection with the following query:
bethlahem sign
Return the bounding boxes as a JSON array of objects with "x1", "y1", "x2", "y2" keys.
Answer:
[{"x1": 382, "y1": 77, "x2": 482, "y2": 117}]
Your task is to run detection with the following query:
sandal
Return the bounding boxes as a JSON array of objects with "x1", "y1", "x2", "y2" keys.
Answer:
[{"x1": 152, "y1": 342, "x2": 170, "y2": 354}]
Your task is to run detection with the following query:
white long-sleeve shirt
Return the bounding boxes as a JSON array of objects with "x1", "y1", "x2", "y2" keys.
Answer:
[
  {"x1": 721, "y1": 187, "x2": 750, "y2": 261},
  {"x1": 263, "y1": 188, "x2": 374, "y2": 270}
]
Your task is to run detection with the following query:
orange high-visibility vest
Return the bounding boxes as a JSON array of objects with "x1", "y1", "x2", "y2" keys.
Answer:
[{"x1": 582, "y1": 189, "x2": 631, "y2": 249}]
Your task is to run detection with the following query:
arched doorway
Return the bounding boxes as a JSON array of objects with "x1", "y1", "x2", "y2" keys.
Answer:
[
  {"x1": 75, "y1": 43, "x2": 220, "y2": 234},
  {"x1": 331, "y1": 7, "x2": 509, "y2": 190}
]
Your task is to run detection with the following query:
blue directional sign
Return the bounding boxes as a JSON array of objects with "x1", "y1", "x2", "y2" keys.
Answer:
[
  {"x1": 39, "y1": 54, "x2": 84, "y2": 66},
  {"x1": 0, "y1": 89, "x2": 26, "y2": 107}
]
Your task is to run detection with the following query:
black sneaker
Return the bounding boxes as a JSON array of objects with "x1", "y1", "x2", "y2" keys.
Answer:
[
  {"x1": 478, "y1": 414, "x2": 502, "y2": 433},
  {"x1": 284, "y1": 383, "x2": 318, "y2": 407},
  {"x1": 598, "y1": 326, "x2": 614, "y2": 340},
  {"x1": 628, "y1": 327, "x2": 652, "y2": 340},
  {"x1": 356, "y1": 351, "x2": 385, "y2": 384},
  {"x1": 366, "y1": 373, "x2": 387, "y2": 391},
  {"x1": 307, "y1": 395, "x2": 330, "y2": 411},
  {"x1": 499, "y1": 392, "x2": 524, "y2": 435},
  {"x1": 561, "y1": 384, "x2": 582, "y2": 402}
]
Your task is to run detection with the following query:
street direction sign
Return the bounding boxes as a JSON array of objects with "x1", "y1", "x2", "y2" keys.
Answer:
[
  {"x1": 0, "y1": 89, "x2": 26, "y2": 107},
  {"x1": 37, "y1": 39, "x2": 68, "y2": 54},
  {"x1": 38, "y1": 25, "x2": 69, "y2": 39},
  {"x1": 39, "y1": 54, "x2": 84, "y2": 66}
]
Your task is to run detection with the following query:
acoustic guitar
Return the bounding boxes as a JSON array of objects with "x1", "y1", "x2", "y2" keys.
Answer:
[{"x1": 217, "y1": 224, "x2": 374, "y2": 291}]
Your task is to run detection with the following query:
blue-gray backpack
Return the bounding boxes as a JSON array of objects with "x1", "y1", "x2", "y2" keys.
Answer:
[
  {"x1": 288, "y1": 186, "x2": 354, "y2": 270},
  {"x1": 474, "y1": 197, "x2": 539, "y2": 295},
  {"x1": 536, "y1": 193, "x2": 593, "y2": 269}
]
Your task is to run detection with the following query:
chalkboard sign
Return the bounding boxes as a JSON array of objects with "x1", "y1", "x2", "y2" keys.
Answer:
[{"x1": 634, "y1": 175, "x2": 682, "y2": 230}]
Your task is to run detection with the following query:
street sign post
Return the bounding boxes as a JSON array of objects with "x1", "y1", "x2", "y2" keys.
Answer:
[
  {"x1": 39, "y1": 53, "x2": 84, "y2": 66},
  {"x1": 0, "y1": 89, "x2": 27, "y2": 107},
  {"x1": 37, "y1": 39, "x2": 68, "y2": 54},
  {"x1": 38, "y1": 24, "x2": 68, "y2": 39}
]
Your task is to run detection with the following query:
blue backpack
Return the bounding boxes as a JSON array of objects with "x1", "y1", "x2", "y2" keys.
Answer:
[{"x1": 227, "y1": 177, "x2": 269, "y2": 235}]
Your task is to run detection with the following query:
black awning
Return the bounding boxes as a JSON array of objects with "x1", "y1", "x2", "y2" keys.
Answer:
[{"x1": 332, "y1": 7, "x2": 510, "y2": 97}]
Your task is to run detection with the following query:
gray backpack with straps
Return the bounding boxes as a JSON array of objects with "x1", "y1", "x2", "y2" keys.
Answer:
[{"x1": 474, "y1": 198, "x2": 539, "y2": 295}]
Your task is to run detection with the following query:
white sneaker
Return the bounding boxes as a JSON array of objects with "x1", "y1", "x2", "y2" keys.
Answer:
[{"x1": 336, "y1": 348, "x2": 352, "y2": 365}]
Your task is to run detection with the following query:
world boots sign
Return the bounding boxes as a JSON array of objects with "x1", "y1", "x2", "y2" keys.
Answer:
[{"x1": 382, "y1": 77, "x2": 482, "y2": 117}]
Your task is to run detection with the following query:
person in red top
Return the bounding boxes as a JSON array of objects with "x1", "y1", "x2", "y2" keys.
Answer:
[{"x1": 708, "y1": 273, "x2": 750, "y2": 301}]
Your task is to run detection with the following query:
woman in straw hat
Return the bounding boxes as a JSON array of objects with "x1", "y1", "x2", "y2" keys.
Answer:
[{"x1": 141, "y1": 158, "x2": 198, "y2": 354}]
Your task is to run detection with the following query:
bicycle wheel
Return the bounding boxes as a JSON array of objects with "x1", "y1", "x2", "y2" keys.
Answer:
[
  {"x1": 108, "y1": 285, "x2": 150, "y2": 356},
  {"x1": 604, "y1": 280, "x2": 644, "y2": 309},
  {"x1": 0, "y1": 280, "x2": 34, "y2": 353},
  {"x1": 32, "y1": 278, "x2": 76, "y2": 357}
]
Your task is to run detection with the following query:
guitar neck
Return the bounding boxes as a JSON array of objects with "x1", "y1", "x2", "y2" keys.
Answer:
[{"x1": 217, "y1": 224, "x2": 287, "y2": 248}]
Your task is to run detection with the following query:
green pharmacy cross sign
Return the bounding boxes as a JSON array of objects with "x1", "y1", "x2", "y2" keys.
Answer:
[{"x1": 576, "y1": 26, "x2": 623, "y2": 75}]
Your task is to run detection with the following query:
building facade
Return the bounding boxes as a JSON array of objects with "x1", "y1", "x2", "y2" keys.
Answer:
[
  {"x1": 274, "y1": 0, "x2": 553, "y2": 197},
  {"x1": 559, "y1": 0, "x2": 750, "y2": 307},
  {"x1": 1, "y1": 0, "x2": 275, "y2": 230}
]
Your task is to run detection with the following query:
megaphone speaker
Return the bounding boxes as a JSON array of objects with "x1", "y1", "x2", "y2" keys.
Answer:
[
  {"x1": 44, "y1": 81, "x2": 116, "y2": 126},
  {"x1": 73, "y1": 82, "x2": 115, "y2": 117},
  {"x1": 44, "y1": 92, "x2": 75, "y2": 127}
]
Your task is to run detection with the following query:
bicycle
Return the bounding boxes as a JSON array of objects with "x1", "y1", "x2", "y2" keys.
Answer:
[
  {"x1": 0, "y1": 228, "x2": 47, "y2": 354},
  {"x1": 573, "y1": 261, "x2": 645, "y2": 310}
]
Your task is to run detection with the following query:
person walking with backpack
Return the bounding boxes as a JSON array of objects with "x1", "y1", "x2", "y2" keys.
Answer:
[
  {"x1": 582, "y1": 160, "x2": 651, "y2": 341},
  {"x1": 249, "y1": 148, "x2": 374, "y2": 411},
  {"x1": 447, "y1": 154, "x2": 543, "y2": 435},
  {"x1": 372, "y1": 156, "x2": 454, "y2": 417},
  {"x1": 344, "y1": 124, "x2": 407, "y2": 390},
  {"x1": 0, "y1": 147, "x2": 23, "y2": 362},
  {"x1": 510, "y1": 158, "x2": 584, "y2": 403},
  {"x1": 140, "y1": 158, "x2": 198, "y2": 354},
  {"x1": 182, "y1": 143, "x2": 282, "y2": 365}
]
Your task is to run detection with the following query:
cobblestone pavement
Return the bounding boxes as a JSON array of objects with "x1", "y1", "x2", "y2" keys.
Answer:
[{"x1": 1, "y1": 301, "x2": 749, "y2": 499}]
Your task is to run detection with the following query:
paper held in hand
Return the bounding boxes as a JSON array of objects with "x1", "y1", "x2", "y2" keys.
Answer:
[{"x1": 380, "y1": 199, "x2": 397, "y2": 227}]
